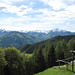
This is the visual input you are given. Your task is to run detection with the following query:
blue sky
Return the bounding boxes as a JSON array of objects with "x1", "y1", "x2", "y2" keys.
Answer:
[{"x1": 0, "y1": 0, "x2": 75, "y2": 32}]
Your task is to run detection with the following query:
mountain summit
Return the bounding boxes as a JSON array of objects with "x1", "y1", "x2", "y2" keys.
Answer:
[{"x1": 25, "y1": 28, "x2": 75, "y2": 39}]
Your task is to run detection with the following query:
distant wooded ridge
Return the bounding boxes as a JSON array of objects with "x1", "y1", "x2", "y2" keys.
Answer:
[{"x1": 18, "y1": 35, "x2": 75, "y2": 53}]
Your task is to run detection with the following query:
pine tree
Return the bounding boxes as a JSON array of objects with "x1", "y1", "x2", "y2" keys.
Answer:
[
  {"x1": 47, "y1": 45, "x2": 56, "y2": 68},
  {"x1": 32, "y1": 49, "x2": 38, "y2": 73},
  {"x1": 55, "y1": 41, "x2": 64, "y2": 59},
  {"x1": 66, "y1": 39, "x2": 75, "y2": 58},
  {"x1": 34, "y1": 46, "x2": 46, "y2": 73}
]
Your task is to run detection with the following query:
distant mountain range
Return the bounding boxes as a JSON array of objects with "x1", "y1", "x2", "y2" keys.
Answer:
[
  {"x1": 0, "y1": 28, "x2": 75, "y2": 48},
  {"x1": 0, "y1": 30, "x2": 43, "y2": 48},
  {"x1": 25, "y1": 28, "x2": 75, "y2": 40}
]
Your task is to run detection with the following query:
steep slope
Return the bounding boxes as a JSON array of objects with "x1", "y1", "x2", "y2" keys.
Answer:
[
  {"x1": 0, "y1": 31, "x2": 43, "y2": 48},
  {"x1": 18, "y1": 35, "x2": 75, "y2": 53}
]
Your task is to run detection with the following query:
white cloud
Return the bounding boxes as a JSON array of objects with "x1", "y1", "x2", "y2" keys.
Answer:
[
  {"x1": 0, "y1": 2, "x2": 7, "y2": 7},
  {"x1": 41, "y1": 0, "x2": 75, "y2": 11},
  {"x1": 1, "y1": 0, "x2": 24, "y2": 4},
  {"x1": 41, "y1": 0, "x2": 67, "y2": 10},
  {"x1": 35, "y1": 8, "x2": 74, "y2": 23},
  {"x1": 0, "y1": 0, "x2": 75, "y2": 32},
  {"x1": 64, "y1": 0, "x2": 75, "y2": 5},
  {"x1": 7, "y1": 5, "x2": 32, "y2": 16},
  {"x1": 30, "y1": 2, "x2": 35, "y2": 5},
  {"x1": 65, "y1": 5, "x2": 75, "y2": 13},
  {"x1": 0, "y1": 2, "x2": 33, "y2": 16}
]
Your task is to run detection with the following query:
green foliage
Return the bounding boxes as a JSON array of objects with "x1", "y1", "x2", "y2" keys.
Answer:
[
  {"x1": 67, "y1": 39, "x2": 75, "y2": 50},
  {"x1": 65, "y1": 39, "x2": 75, "y2": 58},
  {"x1": 36, "y1": 46, "x2": 46, "y2": 72},
  {"x1": 3, "y1": 46, "x2": 34, "y2": 75},
  {"x1": 32, "y1": 49, "x2": 38, "y2": 73},
  {"x1": 32, "y1": 46, "x2": 46, "y2": 73},
  {"x1": 25, "y1": 58, "x2": 33, "y2": 75},
  {"x1": 55, "y1": 38, "x2": 75, "y2": 59},
  {"x1": 0, "y1": 48, "x2": 7, "y2": 75},
  {"x1": 47, "y1": 45, "x2": 56, "y2": 67},
  {"x1": 4, "y1": 46, "x2": 25, "y2": 75},
  {"x1": 55, "y1": 41, "x2": 65, "y2": 59}
]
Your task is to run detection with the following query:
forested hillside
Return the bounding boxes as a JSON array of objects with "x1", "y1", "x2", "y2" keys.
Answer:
[
  {"x1": 18, "y1": 35, "x2": 75, "y2": 53},
  {"x1": 0, "y1": 37, "x2": 75, "y2": 75},
  {"x1": 0, "y1": 31, "x2": 43, "y2": 48}
]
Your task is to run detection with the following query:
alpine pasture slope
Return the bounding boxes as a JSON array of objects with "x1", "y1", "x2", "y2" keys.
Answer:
[{"x1": 34, "y1": 66, "x2": 75, "y2": 75}]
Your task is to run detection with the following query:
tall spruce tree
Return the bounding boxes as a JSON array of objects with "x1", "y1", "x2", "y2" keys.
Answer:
[
  {"x1": 55, "y1": 41, "x2": 64, "y2": 59},
  {"x1": 32, "y1": 49, "x2": 38, "y2": 73},
  {"x1": 43, "y1": 46, "x2": 48, "y2": 67},
  {"x1": 66, "y1": 39, "x2": 75, "y2": 58},
  {"x1": 47, "y1": 45, "x2": 56, "y2": 68},
  {"x1": 36, "y1": 46, "x2": 46, "y2": 73}
]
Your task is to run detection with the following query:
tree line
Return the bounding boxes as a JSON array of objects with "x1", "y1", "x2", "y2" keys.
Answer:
[{"x1": 0, "y1": 39, "x2": 75, "y2": 75}]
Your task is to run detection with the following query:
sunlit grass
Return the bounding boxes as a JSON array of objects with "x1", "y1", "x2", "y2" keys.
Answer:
[{"x1": 34, "y1": 65, "x2": 75, "y2": 75}]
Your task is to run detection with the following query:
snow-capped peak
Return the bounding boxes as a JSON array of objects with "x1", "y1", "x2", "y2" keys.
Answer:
[
  {"x1": 20, "y1": 28, "x2": 68, "y2": 34},
  {"x1": 50, "y1": 28, "x2": 67, "y2": 32},
  {"x1": 0, "y1": 29, "x2": 6, "y2": 32}
]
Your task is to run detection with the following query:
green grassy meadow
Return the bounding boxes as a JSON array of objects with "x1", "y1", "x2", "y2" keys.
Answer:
[{"x1": 34, "y1": 65, "x2": 75, "y2": 75}]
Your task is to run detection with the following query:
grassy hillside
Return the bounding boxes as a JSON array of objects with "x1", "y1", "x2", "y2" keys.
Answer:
[
  {"x1": 18, "y1": 35, "x2": 75, "y2": 53},
  {"x1": 34, "y1": 66, "x2": 75, "y2": 75}
]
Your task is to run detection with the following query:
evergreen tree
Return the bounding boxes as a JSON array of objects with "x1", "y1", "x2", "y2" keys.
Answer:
[
  {"x1": 33, "y1": 46, "x2": 46, "y2": 73},
  {"x1": 60, "y1": 40, "x2": 67, "y2": 58},
  {"x1": 55, "y1": 41, "x2": 64, "y2": 59},
  {"x1": 32, "y1": 49, "x2": 38, "y2": 73},
  {"x1": 24, "y1": 57, "x2": 33, "y2": 75},
  {"x1": 67, "y1": 39, "x2": 75, "y2": 50},
  {"x1": 43, "y1": 46, "x2": 48, "y2": 67},
  {"x1": 66, "y1": 39, "x2": 75, "y2": 58},
  {"x1": 47, "y1": 45, "x2": 56, "y2": 68}
]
